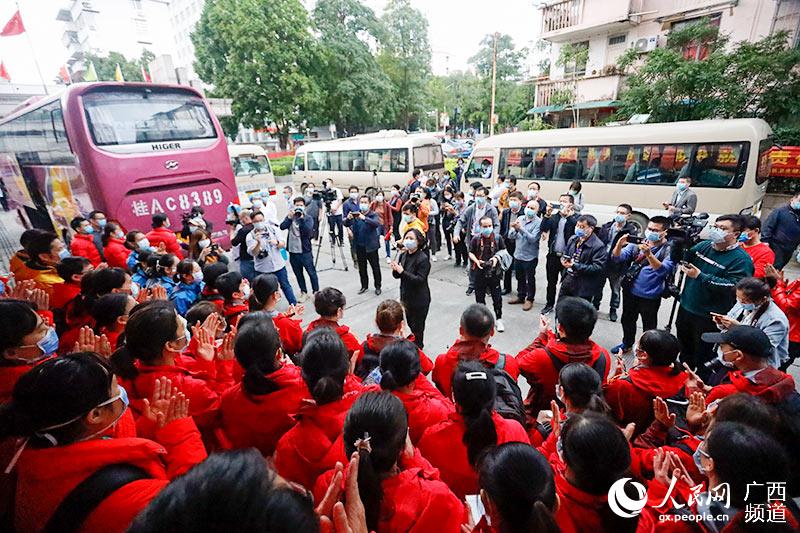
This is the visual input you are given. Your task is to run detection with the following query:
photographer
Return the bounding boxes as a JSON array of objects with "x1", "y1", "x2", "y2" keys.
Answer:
[
  {"x1": 610, "y1": 215, "x2": 673, "y2": 353},
  {"x1": 343, "y1": 185, "x2": 361, "y2": 267},
  {"x1": 230, "y1": 209, "x2": 255, "y2": 282},
  {"x1": 594, "y1": 203, "x2": 639, "y2": 321},
  {"x1": 676, "y1": 214, "x2": 754, "y2": 376},
  {"x1": 468, "y1": 216, "x2": 507, "y2": 332},
  {"x1": 280, "y1": 196, "x2": 318, "y2": 302},
  {"x1": 246, "y1": 211, "x2": 297, "y2": 305},
  {"x1": 301, "y1": 184, "x2": 323, "y2": 240},
  {"x1": 344, "y1": 194, "x2": 383, "y2": 295},
  {"x1": 320, "y1": 179, "x2": 345, "y2": 245},
  {"x1": 188, "y1": 228, "x2": 228, "y2": 267},
  {"x1": 540, "y1": 193, "x2": 578, "y2": 314},
  {"x1": 557, "y1": 214, "x2": 607, "y2": 304},
  {"x1": 453, "y1": 187, "x2": 499, "y2": 296}
]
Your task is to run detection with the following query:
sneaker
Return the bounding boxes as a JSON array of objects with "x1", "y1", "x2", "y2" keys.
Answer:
[
  {"x1": 375, "y1": 288, "x2": 382, "y2": 295},
  {"x1": 298, "y1": 292, "x2": 308, "y2": 303},
  {"x1": 358, "y1": 287, "x2": 368, "y2": 295},
  {"x1": 432, "y1": 255, "x2": 438, "y2": 262},
  {"x1": 609, "y1": 309, "x2": 618, "y2": 322},
  {"x1": 508, "y1": 298, "x2": 524, "y2": 305},
  {"x1": 611, "y1": 343, "x2": 632, "y2": 355},
  {"x1": 496, "y1": 319, "x2": 505, "y2": 332},
  {"x1": 385, "y1": 257, "x2": 392, "y2": 264},
  {"x1": 466, "y1": 287, "x2": 474, "y2": 295},
  {"x1": 522, "y1": 300, "x2": 533, "y2": 311},
  {"x1": 444, "y1": 255, "x2": 451, "y2": 260},
  {"x1": 541, "y1": 305, "x2": 554, "y2": 315}
]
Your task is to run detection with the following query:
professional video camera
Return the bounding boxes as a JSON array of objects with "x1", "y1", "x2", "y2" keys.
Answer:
[
  {"x1": 312, "y1": 181, "x2": 339, "y2": 211},
  {"x1": 665, "y1": 213, "x2": 709, "y2": 264}
]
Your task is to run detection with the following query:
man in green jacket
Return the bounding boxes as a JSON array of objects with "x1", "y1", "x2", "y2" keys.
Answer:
[{"x1": 676, "y1": 214, "x2": 754, "y2": 377}]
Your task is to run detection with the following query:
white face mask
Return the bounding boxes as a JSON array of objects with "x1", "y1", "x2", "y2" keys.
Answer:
[{"x1": 198, "y1": 239, "x2": 211, "y2": 249}]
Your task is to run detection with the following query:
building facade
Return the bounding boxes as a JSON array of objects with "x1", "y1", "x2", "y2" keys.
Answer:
[
  {"x1": 162, "y1": 0, "x2": 204, "y2": 87},
  {"x1": 532, "y1": 0, "x2": 800, "y2": 127}
]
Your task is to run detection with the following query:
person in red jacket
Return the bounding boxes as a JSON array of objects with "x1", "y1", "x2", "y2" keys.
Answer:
[
  {"x1": 248, "y1": 273, "x2": 305, "y2": 357},
  {"x1": 102, "y1": 222, "x2": 131, "y2": 269},
  {"x1": 219, "y1": 313, "x2": 308, "y2": 456},
  {"x1": 305, "y1": 287, "x2": 361, "y2": 356},
  {"x1": 358, "y1": 299, "x2": 434, "y2": 379},
  {"x1": 1, "y1": 352, "x2": 207, "y2": 533},
  {"x1": 605, "y1": 329, "x2": 687, "y2": 435},
  {"x1": 69, "y1": 216, "x2": 103, "y2": 266},
  {"x1": 378, "y1": 339, "x2": 454, "y2": 443},
  {"x1": 766, "y1": 263, "x2": 800, "y2": 371},
  {"x1": 418, "y1": 361, "x2": 529, "y2": 499},
  {"x1": 739, "y1": 215, "x2": 775, "y2": 279},
  {"x1": 91, "y1": 293, "x2": 136, "y2": 350},
  {"x1": 475, "y1": 442, "x2": 559, "y2": 533},
  {"x1": 214, "y1": 271, "x2": 250, "y2": 329},
  {"x1": 274, "y1": 327, "x2": 364, "y2": 489},
  {"x1": 52, "y1": 256, "x2": 92, "y2": 310},
  {"x1": 517, "y1": 296, "x2": 611, "y2": 419},
  {"x1": 146, "y1": 213, "x2": 183, "y2": 258},
  {"x1": 433, "y1": 304, "x2": 519, "y2": 398}
]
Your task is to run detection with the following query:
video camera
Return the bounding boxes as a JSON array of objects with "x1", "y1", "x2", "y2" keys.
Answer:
[
  {"x1": 661, "y1": 213, "x2": 709, "y2": 299},
  {"x1": 313, "y1": 183, "x2": 339, "y2": 211}
]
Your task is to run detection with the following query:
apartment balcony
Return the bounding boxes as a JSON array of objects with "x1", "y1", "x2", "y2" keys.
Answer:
[
  {"x1": 532, "y1": 72, "x2": 624, "y2": 111},
  {"x1": 540, "y1": 0, "x2": 641, "y2": 43}
]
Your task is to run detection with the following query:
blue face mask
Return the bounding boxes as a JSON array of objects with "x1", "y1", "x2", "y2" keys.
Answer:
[
  {"x1": 575, "y1": 228, "x2": 587, "y2": 238},
  {"x1": 693, "y1": 446, "x2": 707, "y2": 475},
  {"x1": 402, "y1": 213, "x2": 413, "y2": 223},
  {"x1": 738, "y1": 232, "x2": 750, "y2": 242},
  {"x1": 359, "y1": 203, "x2": 369, "y2": 213},
  {"x1": 97, "y1": 219, "x2": 107, "y2": 228},
  {"x1": 509, "y1": 200, "x2": 521, "y2": 210},
  {"x1": 36, "y1": 327, "x2": 59, "y2": 356},
  {"x1": 792, "y1": 201, "x2": 800, "y2": 211},
  {"x1": 403, "y1": 239, "x2": 417, "y2": 251},
  {"x1": 524, "y1": 207, "x2": 536, "y2": 219},
  {"x1": 645, "y1": 230, "x2": 661, "y2": 242},
  {"x1": 480, "y1": 226, "x2": 493, "y2": 237},
  {"x1": 708, "y1": 227, "x2": 728, "y2": 244},
  {"x1": 475, "y1": 196, "x2": 486, "y2": 207},
  {"x1": 614, "y1": 214, "x2": 626, "y2": 224},
  {"x1": 739, "y1": 301, "x2": 756, "y2": 312},
  {"x1": 58, "y1": 248, "x2": 71, "y2": 260},
  {"x1": 677, "y1": 182, "x2": 688, "y2": 191},
  {"x1": 83, "y1": 226, "x2": 94, "y2": 235}
]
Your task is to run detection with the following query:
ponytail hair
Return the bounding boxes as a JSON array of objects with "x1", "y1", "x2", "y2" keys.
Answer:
[
  {"x1": 300, "y1": 327, "x2": 349, "y2": 405},
  {"x1": 91, "y1": 293, "x2": 131, "y2": 333},
  {"x1": 343, "y1": 391, "x2": 408, "y2": 532},
  {"x1": 234, "y1": 312, "x2": 282, "y2": 396},
  {"x1": 249, "y1": 273, "x2": 279, "y2": 311},
  {"x1": 379, "y1": 339, "x2": 420, "y2": 391},
  {"x1": 479, "y1": 443, "x2": 559, "y2": 533},
  {"x1": 111, "y1": 300, "x2": 178, "y2": 380},
  {"x1": 558, "y1": 363, "x2": 610, "y2": 416},
  {"x1": 452, "y1": 360, "x2": 497, "y2": 466}
]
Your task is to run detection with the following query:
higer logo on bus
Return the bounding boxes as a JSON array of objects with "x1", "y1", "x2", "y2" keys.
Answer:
[
  {"x1": 608, "y1": 478, "x2": 648, "y2": 518},
  {"x1": 151, "y1": 142, "x2": 181, "y2": 151}
]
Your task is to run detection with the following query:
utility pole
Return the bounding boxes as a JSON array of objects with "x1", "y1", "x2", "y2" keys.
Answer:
[{"x1": 489, "y1": 32, "x2": 499, "y2": 136}]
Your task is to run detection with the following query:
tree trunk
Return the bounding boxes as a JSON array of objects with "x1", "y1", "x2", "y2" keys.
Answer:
[{"x1": 278, "y1": 126, "x2": 290, "y2": 151}]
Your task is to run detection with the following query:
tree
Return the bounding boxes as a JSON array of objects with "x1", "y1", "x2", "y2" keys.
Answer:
[
  {"x1": 555, "y1": 42, "x2": 589, "y2": 125},
  {"x1": 376, "y1": 0, "x2": 431, "y2": 130},
  {"x1": 468, "y1": 34, "x2": 528, "y2": 131},
  {"x1": 312, "y1": 0, "x2": 394, "y2": 135},
  {"x1": 82, "y1": 50, "x2": 154, "y2": 82},
  {"x1": 192, "y1": 0, "x2": 321, "y2": 148}
]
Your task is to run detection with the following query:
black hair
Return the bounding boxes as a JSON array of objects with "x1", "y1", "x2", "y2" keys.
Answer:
[
  {"x1": 741, "y1": 214, "x2": 761, "y2": 232},
  {"x1": 343, "y1": 391, "x2": 408, "y2": 531},
  {"x1": 401, "y1": 202, "x2": 418, "y2": 214},
  {"x1": 19, "y1": 228, "x2": 48, "y2": 250},
  {"x1": 88, "y1": 210, "x2": 105, "y2": 221},
  {"x1": 202, "y1": 261, "x2": 229, "y2": 288},
  {"x1": 648, "y1": 215, "x2": 670, "y2": 231},
  {"x1": 375, "y1": 299, "x2": 404, "y2": 333},
  {"x1": 569, "y1": 180, "x2": 582, "y2": 192},
  {"x1": 301, "y1": 327, "x2": 349, "y2": 405},
  {"x1": 555, "y1": 297, "x2": 597, "y2": 342},
  {"x1": 91, "y1": 293, "x2": 131, "y2": 334},
  {"x1": 215, "y1": 271, "x2": 243, "y2": 301},
  {"x1": 577, "y1": 214, "x2": 597, "y2": 228},
  {"x1": 185, "y1": 301, "x2": 219, "y2": 329},
  {"x1": 128, "y1": 449, "x2": 319, "y2": 533},
  {"x1": 618, "y1": 203, "x2": 632, "y2": 213},
  {"x1": 412, "y1": 169, "x2": 421, "y2": 177},
  {"x1": 69, "y1": 267, "x2": 129, "y2": 319},
  {"x1": 0, "y1": 352, "x2": 113, "y2": 445},
  {"x1": 638, "y1": 329, "x2": 681, "y2": 372},
  {"x1": 176, "y1": 258, "x2": 198, "y2": 278},
  {"x1": 716, "y1": 214, "x2": 743, "y2": 233},
  {"x1": 479, "y1": 443, "x2": 559, "y2": 533},
  {"x1": 714, "y1": 393, "x2": 780, "y2": 436},
  {"x1": 235, "y1": 312, "x2": 282, "y2": 396},
  {"x1": 453, "y1": 360, "x2": 497, "y2": 466},
  {"x1": 250, "y1": 273, "x2": 279, "y2": 310},
  {"x1": 559, "y1": 193, "x2": 574, "y2": 204},
  {"x1": 348, "y1": 185, "x2": 359, "y2": 193},
  {"x1": 27, "y1": 231, "x2": 59, "y2": 262},
  {"x1": 460, "y1": 303, "x2": 495, "y2": 338},
  {"x1": 111, "y1": 300, "x2": 179, "y2": 380},
  {"x1": 70, "y1": 216, "x2": 88, "y2": 231},
  {"x1": 379, "y1": 339, "x2": 421, "y2": 391},
  {"x1": 0, "y1": 299, "x2": 39, "y2": 358},
  {"x1": 156, "y1": 254, "x2": 178, "y2": 276},
  {"x1": 101, "y1": 222, "x2": 122, "y2": 247},
  {"x1": 56, "y1": 256, "x2": 91, "y2": 282},
  {"x1": 124, "y1": 230, "x2": 144, "y2": 251},
  {"x1": 293, "y1": 196, "x2": 306, "y2": 206},
  {"x1": 529, "y1": 181, "x2": 541, "y2": 190},
  {"x1": 314, "y1": 287, "x2": 346, "y2": 318},
  {"x1": 735, "y1": 277, "x2": 772, "y2": 323},
  {"x1": 151, "y1": 213, "x2": 168, "y2": 228},
  {"x1": 558, "y1": 363, "x2": 610, "y2": 415}
]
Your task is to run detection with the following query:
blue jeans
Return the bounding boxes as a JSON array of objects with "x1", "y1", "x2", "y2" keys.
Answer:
[
  {"x1": 239, "y1": 259, "x2": 256, "y2": 283},
  {"x1": 289, "y1": 251, "x2": 319, "y2": 294},
  {"x1": 259, "y1": 266, "x2": 297, "y2": 305}
]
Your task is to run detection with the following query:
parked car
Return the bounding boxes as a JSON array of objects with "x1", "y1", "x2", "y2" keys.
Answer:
[{"x1": 441, "y1": 139, "x2": 472, "y2": 158}]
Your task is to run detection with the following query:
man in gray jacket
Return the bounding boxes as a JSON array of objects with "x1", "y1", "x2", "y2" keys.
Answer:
[
  {"x1": 508, "y1": 199, "x2": 542, "y2": 311},
  {"x1": 453, "y1": 186, "x2": 499, "y2": 294}
]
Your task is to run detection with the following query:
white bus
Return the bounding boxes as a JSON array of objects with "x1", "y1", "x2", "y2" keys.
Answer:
[
  {"x1": 228, "y1": 144, "x2": 277, "y2": 203},
  {"x1": 291, "y1": 130, "x2": 445, "y2": 194},
  {"x1": 463, "y1": 118, "x2": 773, "y2": 231}
]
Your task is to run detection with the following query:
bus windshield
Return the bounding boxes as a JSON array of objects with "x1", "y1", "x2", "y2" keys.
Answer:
[
  {"x1": 83, "y1": 89, "x2": 217, "y2": 146},
  {"x1": 232, "y1": 155, "x2": 272, "y2": 176}
]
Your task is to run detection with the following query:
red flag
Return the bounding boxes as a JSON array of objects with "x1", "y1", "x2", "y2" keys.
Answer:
[
  {"x1": 0, "y1": 10, "x2": 25, "y2": 37},
  {"x1": 0, "y1": 61, "x2": 10, "y2": 82},
  {"x1": 59, "y1": 65, "x2": 71, "y2": 84},
  {"x1": 141, "y1": 64, "x2": 152, "y2": 82}
]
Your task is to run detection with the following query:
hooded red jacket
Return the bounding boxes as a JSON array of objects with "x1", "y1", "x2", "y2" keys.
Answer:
[
  {"x1": 432, "y1": 338, "x2": 520, "y2": 398},
  {"x1": 13, "y1": 417, "x2": 206, "y2": 533},
  {"x1": 69, "y1": 233, "x2": 102, "y2": 266},
  {"x1": 392, "y1": 382, "x2": 455, "y2": 444},
  {"x1": 104, "y1": 237, "x2": 130, "y2": 270},
  {"x1": 305, "y1": 318, "x2": 361, "y2": 356},
  {"x1": 517, "y1": 330, "x2": 611, "y2": 416},
  {"x1": 50, "y1": 281, "x2": 81, "y2": 311},
  {"x1": 273, "y1": 376, "x2": 364, "y2": 489},
  {"x1": 145, "y1": 227, "x2": 183, "y2": 257},
  {"x1": 219, "y1": 364, "x2": 308, "y2": 456},
  {"x1": 361, "y1": 333, "x2": 434, "y2": 375},
  {"x1": 0, "y1": 358, "x2": 57, "y2": 404},
  {"x1": 771, "y1": 278, "x2": 800, "y2": 343},
  {"x1": 604, "y1": 366, "x2": 687, "y2": 433},
  {"x1": 222, "y1": 301, "x2": 249, "y2": 329},
  {"x1": 706, "y1": 367, "x2": 797, "y2": 405},
  {"x1": 274, "y1": 313, "x2": 303, "y2": 356},
  {"x1": 417, "y1": 411, "x2": 529, "y2": 499}
]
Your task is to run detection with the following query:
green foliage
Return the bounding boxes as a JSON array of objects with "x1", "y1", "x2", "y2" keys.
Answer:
[
  {"x1": 82, "y1": 50, "x2": 154, "y2": 82},
  {"x1": 518, "y1": 114, "x2": 554, "y2": 131},
  {"x1": 192, "y1": 0, "x2": 321, "y2": 148},
  {"x1": 270, "y1": 156, "x2": 294, "y2": 176},
  {"x1": 556, "y1": 42, "x2": 588, "y2": 74}
]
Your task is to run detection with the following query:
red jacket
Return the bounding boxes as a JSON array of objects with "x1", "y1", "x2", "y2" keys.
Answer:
[
  {"x1": 274, "y1": 313, "x2": 304, "y2": 356},
  {"x1": 706, "y1": 366, "x2": 797, "y2": 405},
  {"x1": 772, "y1": 277, "x2": 800, "y2": 343},
  {"x1": 104, "y1": 237, "x2": 130, "y2": 270},
  {"x1": 222, "y1": 301, "x2": 249, "y2": 329},
  {"x1": 200, "y1": 286, "x2": 225, "y2": 310},
  {"x1": 145, "y1": 227, "x2": 183, "y2": 258},
  {"x1": 0, "y1": 359, "x2": 57, "y2": 405},
  {"x1": 604, "y1": 366, "x2": 687, "y2": 434},
  {"x1": 305, "y1": 318, "x2": 361, "y2": 356},
  {"x1": 742, "y1": 242, "x2": 774, "y2": 279},
  {"x1": 417, "y1": 411, "x2": 529, "y2": 499},
  {"x1": 69, "y1": 233, "x2": 102, "y2": 266},
  {"x1": 432, "y1": 338, "x2": 520, "y2": 398},
  {"x1": 392, "y1": 381, "x2": 455, "y2": 444},
  {"x1": 219, "y1": 364, "x2": 307, "y2": 456},
  {"x1": 362, "y1": 333, "x2": 434, "y2": 375},
  {"x1": 516, "y1": 330, "x2": 611, "y2": 416},
  {"x1": 50, "y1": 281, "x2": 81, "y2": 311},
  {"x1": 13, "y1": 417, "x2": 206, "y2": 533},
  {"x1": 274, "y1": 376, "x2": 363, "y2": 489}
]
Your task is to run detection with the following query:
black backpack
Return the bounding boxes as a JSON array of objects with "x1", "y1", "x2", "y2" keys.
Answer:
[{"x1": 490, "y1": 353, "x2": 527, "y2": 426}]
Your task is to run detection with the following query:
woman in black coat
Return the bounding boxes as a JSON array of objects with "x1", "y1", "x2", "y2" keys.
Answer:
[{"x1": 390, "y1": 228, "x2": 431, "y2": 349}]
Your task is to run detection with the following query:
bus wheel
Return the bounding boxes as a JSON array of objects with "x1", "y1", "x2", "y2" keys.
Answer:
[
  {"x1": 629, "y1": 212, "x2": 649, "y2": 234},
  {"x1": 299, "y1": 182, "x2": 309, "y2": 194},
  {"x1": 365, "y1": 186, "x2": 377, "y2": 200}
]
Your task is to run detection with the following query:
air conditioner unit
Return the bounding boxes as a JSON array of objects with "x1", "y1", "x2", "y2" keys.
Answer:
[{"x1": 633, "y1": 36, "x2": 659, "y2": 53}]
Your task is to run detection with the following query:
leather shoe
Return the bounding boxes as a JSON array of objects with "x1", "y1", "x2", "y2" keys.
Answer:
[
  {"x1": 609, "y1": 309, "x2": 618, "y2": 322},
  {"x1": 466, "y1": 287, "x2": 474, "y2": 295},
  {"x1": 541, "y1": 305, "x2": 554, "y2": 314},
  {"x1": 501, "y1": 288, "x2": 511, "y2": 295},
  {"x1": 523, "y1": 300, "x2": 533, "y2": 311},
  {"x1": 375, "y1": 288, "x2": 382, "y2": 295},
  {"x1": 358, "y1": 287, "x2": 368, "y2": 294},
  {"x1": 508, "y1": 298, "x2": 524, "y2": 305}
]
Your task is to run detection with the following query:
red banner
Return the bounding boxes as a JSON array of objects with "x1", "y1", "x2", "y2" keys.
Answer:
[{"x1": 768, "y1": 146, "x2": 800, "y2": 178}]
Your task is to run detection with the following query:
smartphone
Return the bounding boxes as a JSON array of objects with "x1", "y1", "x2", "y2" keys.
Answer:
[
  {"x1": 709, "y1": 312, "x2": 725, "y2": 318},
  {"x1": 679, "y1": 260, "x2": 690, "y2": 267},
  {"x1": 550, "y1": 202, "x2": 560, "y2": 209},
  {"x1": 627, "y1": 235, "x2": 644, "y2": 244}
]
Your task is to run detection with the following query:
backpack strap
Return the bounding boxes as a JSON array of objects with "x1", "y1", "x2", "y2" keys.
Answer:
[
  {"x1": 495, "y1": 353, "x2": 506, "y2": 371},
  {"x1": 43, "y1": 463, "x2": 149, "y2": 533}
]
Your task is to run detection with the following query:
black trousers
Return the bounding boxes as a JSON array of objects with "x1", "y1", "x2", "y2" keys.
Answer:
[
  {"x1": 475, "y1": 268, "x2": 503, "y2": 319},
  {"x1": 620, "y1": 288, "x2": 662, "y2": 347},
  {"x1": 770, "y1": 243, "x2": 795, "y2": 270},
  {"x1": 503, "y1": 240, "x2": 517, "y2": 292},
  {"x1": 515, "y1": 258, "x2": 538, "y2": 302},
  {"x1": 356, "y1": 247, "x2": 381, "y2": 289},
  {"x1": 404, "y1": 299, "x2": 430, "y2": 349},
  {"x1": 327, "y1": 214, "x2": 344, "y2": 245},
  {"x1": 780, "y1": 340, "x2": 800, "y2": 371},
  {"x1": 676, "y1": 307, "x2": 719, "y2": 379},
  {"x1": 454, "y1": 234, "x2": 468, "y2": 266},
  {"x1": 545, "y1": 252, "x2": 565, "y2": 307}
]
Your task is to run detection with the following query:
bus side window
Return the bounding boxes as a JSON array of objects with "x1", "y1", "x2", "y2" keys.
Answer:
[
  {"x1": 552, "y1": 147, "x2": 586, "y2": 181},
  {"x1": 584, "y1": 147, "x2": 611, "y2": 181}
]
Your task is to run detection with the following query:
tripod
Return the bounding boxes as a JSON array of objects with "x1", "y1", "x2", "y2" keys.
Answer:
[
  {"x1": 663, "y1": 269, "x2": 686, "y2": 332},
  {"x1": 314, "y1": 206, "x2": 349, "y2": 273}
]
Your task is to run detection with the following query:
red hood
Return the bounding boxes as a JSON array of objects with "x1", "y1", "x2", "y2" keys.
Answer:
[
  {"x1": 627, "y1": 366, "x2": 687, "y2": 398},
  {"x1": 729, "y1": 368, "x2": 796, "y2": 403},
  {"x1": 544, "y1": 334, "x2": 607, "y2": 366},
  {"x1": 365, "y1": 333, "x2": 402, "y2": 354},
  {"x1": 308, "y1": 318, "x2": 352, "y2": 338},
  {"x1": 1, "y1": 360, "x2": 54, "y2": 404},
  {"x1": 444, "y1": 338, "x2": 501, "y2": 366}
]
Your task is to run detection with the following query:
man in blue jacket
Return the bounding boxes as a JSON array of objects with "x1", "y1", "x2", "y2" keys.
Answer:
[
  {"x1": 280, "y1": 196, "x2": 318, "y2": 302},
  {"x1": 344, "y1": 194, "x2": 383, "y2": 295},
  {"x1": 762, "y1": 192, "x2": 800, "y2": 269}
]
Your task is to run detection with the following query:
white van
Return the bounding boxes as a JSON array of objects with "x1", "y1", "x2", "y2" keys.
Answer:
[{"x1": 228, "y1": 144, "x2": 277, "y2": 203}]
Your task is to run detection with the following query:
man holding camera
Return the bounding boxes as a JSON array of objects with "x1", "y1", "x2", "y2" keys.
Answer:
[
  {"x1": 344, "y1": 194, "x2": 383, "y2": 295},
  {"x1": 246, "y1": 211, "x2": 297, "y2": 305},
  {"x1": 453, "y1": 186, "x2": 499, "y2": 295},
  {"x1": 540, "y1": 193, "x2": 578, "y2": 314},
  {"x1": 594, "y1": 203, "x2": 639, "y2": 321},
  {"x1": 280, "y1": 197, "x2": 319, "y2": 302}
]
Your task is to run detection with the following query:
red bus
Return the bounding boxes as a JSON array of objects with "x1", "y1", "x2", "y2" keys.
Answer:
[{"x1": 0, "y1": 82, "x2": 236, "y2": 243}]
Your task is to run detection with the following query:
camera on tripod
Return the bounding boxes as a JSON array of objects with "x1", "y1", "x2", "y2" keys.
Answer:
[
  {"x1": 662, "y1": 213, "x2": 709, "y2": 299},
  {"x1": 313, "y1": 185, "x2": 339, "y2": 211}
]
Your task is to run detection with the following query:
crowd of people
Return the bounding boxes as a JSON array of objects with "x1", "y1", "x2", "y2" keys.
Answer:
[{"x1": 0, "y1": 170, "x2": 799, "y2": 533}]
